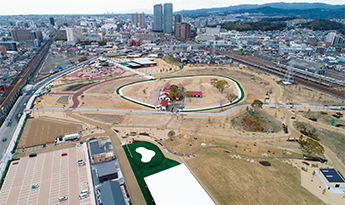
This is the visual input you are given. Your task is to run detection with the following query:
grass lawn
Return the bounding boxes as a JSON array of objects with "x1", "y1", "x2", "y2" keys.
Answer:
[
  {"x1": 294, "y1": 121, "x2": 345, "y2": 165},
  {"x1": 162, "y1": 55, "x2": 182, "y2": 68},
  {"x1": 301, "y1": 110, "x2": 345, "y2": 126},
  {"x1": 123, "y1": 141, "x2": 180, "y2": 205},
  {"x1": 185, "y1": 149, "x2": 325, "y2": 205}
]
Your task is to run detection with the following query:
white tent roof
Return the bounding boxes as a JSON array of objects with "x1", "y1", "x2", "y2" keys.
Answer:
[{"x1": 144, "y1": 164, "x2": 215, "y2": 205}]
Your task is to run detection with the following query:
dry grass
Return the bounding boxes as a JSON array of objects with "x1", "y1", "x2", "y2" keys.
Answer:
[
  {"x1": 185, "y1": 149, "x2": 325, "y2": 205},
  {"x1": 164, "y1": 132, "x2": 302, "y2": 159}
]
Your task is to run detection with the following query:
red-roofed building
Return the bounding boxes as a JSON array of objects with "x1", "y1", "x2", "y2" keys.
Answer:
[
  {"x1": 163, "y1": 83, "x2": 170, "y2": 88},
  {"x1": 160, "y1": 87, "x2": 171, "y2": 95},
  {"x1": 186, "y1": 91, "x2": 202, "y2": 97},
  {"x1": 177, "y1": 83, "x2": 183, "y2": 89},
  {"x1": 155, "y1": 99, "x2": 168, "y2": 110}
]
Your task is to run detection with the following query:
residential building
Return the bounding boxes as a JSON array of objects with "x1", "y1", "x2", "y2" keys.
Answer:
[
  {"x1": 0, "y1": 46, "x2": 7, "y2": 55},
  {"x1": 56, "y1": 29, "x2": 67, "y2": 39},
  {"x1": 10, "y1": 29, "x2": 32, "y2": 42},
  {"x1": 175, "y1": 23, "x2": 191, "y2": 40},
  {"x1": 0, "y1": 41, "x2": 17, "y2": 51},
  {"x1": 131, "y1": 13, "x2": 139, "y2": 27},
  {"x1": 175, "y1": 14, "x2": 182, "y2": 24},
  {"x1": 163, "y1": 3, "x2": 173, "y2": 33},
  {"x1": 49, "y1": 17, "x2": 55, "y2": 26},
  {"x1": 139, "y1": 12, "x2": 146, "y2": 27},
  {"x1": 66, "y1": 27, "x2": 82, "y2": 43},
  {"x1": 153, "y1": 4, "x2": 163, "y2": 32},
  {"x1": 31, "y1": 31, "x2": 43, "y2": 42}
]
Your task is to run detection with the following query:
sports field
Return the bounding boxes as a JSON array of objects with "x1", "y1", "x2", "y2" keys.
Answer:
[{"x1": 123, "y1": 141, "x2": 179, "y2": 205}]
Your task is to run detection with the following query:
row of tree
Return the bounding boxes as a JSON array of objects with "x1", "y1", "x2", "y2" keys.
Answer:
[{"x1": 221, "y1": 19, "x2": 287, "y2": 31}]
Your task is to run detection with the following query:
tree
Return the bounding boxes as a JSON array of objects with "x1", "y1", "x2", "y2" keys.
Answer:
[
  {"x1": 170, "y1": 85, "x2": 178, "y2": 93},
  {"x1": 299, "y1": 138, "x2": 324, "y2": 155},
  {"x1": 215, "y1": 80, "x2": 229, "y2": 93},
  {"x1": 226, "y1": 93, "x2": 238, "y2": 103},
  {"x1": 211, "y1": 78, "x2": 218, "y2": 86},
  {"x1": 167, "y1": 130, "x2": 175, "y2": 138},
  {"x1": 168, "y1": 91, "x2": 177, "y2": 100},
  {"x1": 176, "y1": 86, "x2": 186, "y2": 98},
  {"x1": 251, "y1": 99, "x2": 263, "y2": 112}
]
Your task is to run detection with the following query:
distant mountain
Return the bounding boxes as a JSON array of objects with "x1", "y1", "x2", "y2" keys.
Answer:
[{"x1": 176, "y1": 2, "x2": 345, "y2": 19}]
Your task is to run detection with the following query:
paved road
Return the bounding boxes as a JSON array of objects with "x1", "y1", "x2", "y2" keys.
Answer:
[
  {"x1": 65, "y1": 111, "x2": 146, "y2": 205},
  {"x1": 29, "y1": 104, "x2": 344, "y2": 117}
]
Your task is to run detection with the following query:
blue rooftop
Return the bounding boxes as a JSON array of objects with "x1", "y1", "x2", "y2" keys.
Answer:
[
  {"x1": 320, "y1": 168, "x2": 345, "y2": 183},
  {"x1": 89, "y1": 141, "x2": 105, "y2": 156},
  {"x1": 99, "y1": 181, "x2": 126, "y2": 205}
]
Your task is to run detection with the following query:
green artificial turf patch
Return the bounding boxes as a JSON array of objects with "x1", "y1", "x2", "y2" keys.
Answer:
[{"x1": 123, "y1": 141, "x2": 180, "y2": 205}]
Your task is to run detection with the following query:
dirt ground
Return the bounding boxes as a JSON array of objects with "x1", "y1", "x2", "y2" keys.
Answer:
[
  {"x1": 280, "y1": 83, "x2": 345, "y2": 106},
  {"x1": 121, "y1": 75, "x2": 239, "y2": 109},
  {"x1": 18, "y1": 117, "x2": 83, "y2": 148}
]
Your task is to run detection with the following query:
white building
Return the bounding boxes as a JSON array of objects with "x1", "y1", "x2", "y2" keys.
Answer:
[{"x1": 66, "y1": 27, "x2": 83, "y2": 43}]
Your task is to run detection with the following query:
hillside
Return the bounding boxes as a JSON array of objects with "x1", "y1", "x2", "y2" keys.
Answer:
[
  {"x1": 177, "y1": 3, "x2": 345, "y2": 19},
  {"x1": 299, "y1": 19, "x2": 345, "y2": 31}
]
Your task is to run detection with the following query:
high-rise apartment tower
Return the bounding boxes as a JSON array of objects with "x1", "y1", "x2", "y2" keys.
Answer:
[
  {"x1": 153, "y1": 4, "x2": 163, "y2": 32},
  {"x1": 163, "y1": 3, "x2": 173, "y2": 33}
]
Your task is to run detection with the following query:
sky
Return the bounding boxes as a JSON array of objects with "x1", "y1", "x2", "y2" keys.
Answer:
[{"x1": 0, "y1": 0, "x2": 342, "y2": 15}]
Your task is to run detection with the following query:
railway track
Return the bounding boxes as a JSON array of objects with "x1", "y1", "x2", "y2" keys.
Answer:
[
  {"x1": 214, "y1": 50, "x2": 345, "y2": 100},
  {"x1": 0, "y1": 39, "x2": 52, "y2": 122}
]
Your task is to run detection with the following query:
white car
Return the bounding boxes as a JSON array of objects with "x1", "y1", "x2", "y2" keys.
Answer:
[{"x1": 58, "y1": 196, "x2": 68, "y2": 202}]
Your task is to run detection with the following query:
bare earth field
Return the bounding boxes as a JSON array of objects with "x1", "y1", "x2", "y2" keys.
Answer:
[{"x1": 19, "y1": 118, "x2": 82, "y2": 148}]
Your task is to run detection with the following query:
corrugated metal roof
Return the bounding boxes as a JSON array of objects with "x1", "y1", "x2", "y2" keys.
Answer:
[{"x1": 99, "y1": 180, "x2": 126, "y2": 205}]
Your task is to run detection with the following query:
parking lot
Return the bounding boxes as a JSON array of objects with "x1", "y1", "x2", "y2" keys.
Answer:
[{"x1": 0, "y1": 145, "x2": 91, "y2": 205}]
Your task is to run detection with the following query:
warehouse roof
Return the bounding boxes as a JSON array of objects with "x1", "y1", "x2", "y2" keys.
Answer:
[{"x1": 320, "y1": 168, "x2": 345, "y2": 183}]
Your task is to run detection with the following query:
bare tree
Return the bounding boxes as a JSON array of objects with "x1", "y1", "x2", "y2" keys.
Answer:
[{"x1": 226, "y1": 93, "x2": 238, "y2": 103}]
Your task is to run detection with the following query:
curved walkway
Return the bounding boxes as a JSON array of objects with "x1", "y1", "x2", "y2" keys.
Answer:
[
  {"x1": 70, "y1": 73, "x2": 136, "y2": 108},
  {"x1": 117, "y1": 74, "x2": 245, "y2": 112}
]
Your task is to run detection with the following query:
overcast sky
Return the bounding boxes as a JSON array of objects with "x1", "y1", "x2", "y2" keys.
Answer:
[{"x1": 0, "y1": 0, "x2": 342, "y2": 15}]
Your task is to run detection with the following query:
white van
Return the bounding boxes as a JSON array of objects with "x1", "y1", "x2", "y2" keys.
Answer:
[{"x1": 79, "y1": 193, "x2": 88, "y2": 200}]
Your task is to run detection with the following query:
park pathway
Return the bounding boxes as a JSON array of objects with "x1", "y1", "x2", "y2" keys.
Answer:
[{"x1": 65, "y1": 111, "x2": 146, "y2": 205}]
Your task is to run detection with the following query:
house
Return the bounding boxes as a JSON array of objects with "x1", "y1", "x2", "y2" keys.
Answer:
[
  {"x1": 158, "y1": 93, "x2": 171, "y2": 102},
  {"x1": 187, "y1": 91, "x2": 203, "y2": 97},
  {"x1": 155, "y1": 99, "x2": 168, "y2": 110},
  {"x1": 177, "y1": 83, "x2": 183, "y2": 89}
]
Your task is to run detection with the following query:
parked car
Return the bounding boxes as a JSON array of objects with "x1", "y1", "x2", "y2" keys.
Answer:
[
  {"x1": 61, "y1": 153, "x2": 68, "y2": 156},
  {"x1": 2, "y1": 137, "x2": 7, "y2": 142},
  {"x1": 309, "y1": 117, "x2": 317, "y2": 122},
  {"x1": 29, "y1": 153, "x2": 37, "y2": 158},
  {"x1": 31, "y1": 184, "x2": 39, "y2": 189},
  {"x1": 58, "y1": 196, "x2": 68, "y2": 202},
  {"x1": 336, "y1": 112, "x2": 343, "y2": 116},
  {"x1": 332, "y1": 114, "x2": 340, "y2": 119},
  {"x1": 77, "y1": 159, "x2": 85, "y2": 166}
]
